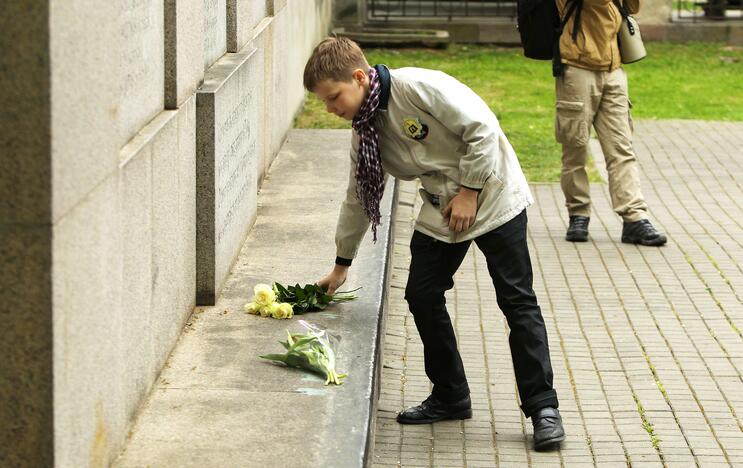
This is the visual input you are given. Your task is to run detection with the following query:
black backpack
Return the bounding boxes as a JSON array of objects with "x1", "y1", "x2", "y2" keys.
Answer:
[{"x1": 517, "y1": 0, "x2": 583, "y2": 70}]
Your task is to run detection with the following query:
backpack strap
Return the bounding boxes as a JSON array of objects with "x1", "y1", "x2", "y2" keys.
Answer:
[
  {"x1": 612, "y1": 0, "x2": 630, "y2": 18},
  {"x1": 553, "y1": 0, "x2": 583, "y2": 76},
  {"x1": 560, "y1": 0, "x2": 583, "y2": 41},
  {"x1": 612, "y1": 0, "x2": 637, "y2": 35}
]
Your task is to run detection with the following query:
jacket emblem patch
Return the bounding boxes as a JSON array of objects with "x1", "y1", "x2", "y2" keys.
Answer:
[{"x1": 402, "y1": 117, "x2": 429, "y2": 140}]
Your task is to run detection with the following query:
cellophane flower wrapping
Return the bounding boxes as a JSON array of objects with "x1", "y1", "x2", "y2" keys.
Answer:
[{"x1": 259, "y1": 320, "x2": 347, "y2": 385}]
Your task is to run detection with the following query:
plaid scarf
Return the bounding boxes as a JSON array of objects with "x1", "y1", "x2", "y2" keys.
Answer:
[{"x1": 351, "y1": 67, "x2": 384, "y2": 242}]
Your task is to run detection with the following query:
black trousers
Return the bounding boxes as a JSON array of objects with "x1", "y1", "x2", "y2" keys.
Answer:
[{"x1": 404, "y1": 209, "x2": 558, "y2": 418}]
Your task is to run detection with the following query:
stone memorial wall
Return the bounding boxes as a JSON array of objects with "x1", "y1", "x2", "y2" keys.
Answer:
[
  {"x1": 49, "y1": 0, "x2": 200, "y2": 463},
  {"x1": 1, "y1": 0, "x2": 332, "y2": 465},
  {"x1": 52, "y1": 98, "x2": 197, "y2": 467}
]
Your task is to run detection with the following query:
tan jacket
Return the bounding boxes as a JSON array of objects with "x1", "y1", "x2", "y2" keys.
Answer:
[
  {"x1": 335, "y1": 67, "x2": 533, "y2": 260},
  {"x1": 557, "y1": 0, "x2": 640, "y2": 72}
]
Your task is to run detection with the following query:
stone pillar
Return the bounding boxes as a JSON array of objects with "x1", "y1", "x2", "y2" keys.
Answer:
[
  {"x1": 204, "y1": 0, "x2": 227, "y2": 70},
  {"x1": 270, "y1": 7, "x2": 290, "y2": 162},
  {"x1": 227, "y1": 0, "x2": 268, "y2": 52},
  {"x1": 269, "y1": 0, "x2": 288, "y2": 15},
  {"x1": 196, "y1": 48, "x2": 263, "y2": 305},
  {"x1": 260, "y1": 19, "x2": 275, "y2": 179},
  {"x1": 116, "y1": 0, "x2": 165, "y2": 148},
  {"x1": 165, "y1": 0, "x2": 205, "y2": 108}
]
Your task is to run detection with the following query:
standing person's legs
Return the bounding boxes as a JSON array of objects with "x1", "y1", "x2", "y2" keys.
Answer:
[
  {"x1": 403, "y1": 231, "x2": 471, "y2": 403},
  {"x1": 593, "y1": 67, "x2": 648, "y2": 222},
  {"x1": 555, "y1": 66, "x2": 601, "y2": 218},
  {"x1": 474, "y1": 210, "x2": 559, "y2": 416},
  {"x1": 594, "y1": 68, "x2": 666, "y2": 246},
  {"x1": 475, "y1": 210, "x2": 564, "y2": 450}
]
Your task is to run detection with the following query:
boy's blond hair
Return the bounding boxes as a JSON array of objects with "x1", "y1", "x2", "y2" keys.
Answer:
[{"x1": 303, "y1": 37, "x2": 370, "y2": 91}]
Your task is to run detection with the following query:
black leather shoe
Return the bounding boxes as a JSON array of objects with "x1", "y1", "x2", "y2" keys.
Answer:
[
  {"x1": 396, "y1": 394, "x2": 472, "y2": 424},
  {"x1": 532, "y1": 406, "x2": 565, "y2": 451},
  {"x1": 566, "y1": 215, "x2": 590, "y2": 242},
  {"x1": 621, "y1": 219, "x2": 667, "y2": 246}
]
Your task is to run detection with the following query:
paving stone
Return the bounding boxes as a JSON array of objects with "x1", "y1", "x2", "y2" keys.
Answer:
[{"x1": 372, "y1": 120, "x2": 743, "y2": 466}]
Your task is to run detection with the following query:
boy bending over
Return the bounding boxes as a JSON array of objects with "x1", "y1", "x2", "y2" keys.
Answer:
[{"x1": 305, "y1": 38, "x2": 565, "y2": 451}]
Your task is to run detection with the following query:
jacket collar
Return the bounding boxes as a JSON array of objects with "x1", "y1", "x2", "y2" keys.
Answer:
[{"x1": 373, "y1": 64, "x2": 391, "y2": 110}]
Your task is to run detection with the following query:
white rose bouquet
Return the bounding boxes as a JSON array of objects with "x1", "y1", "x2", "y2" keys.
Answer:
[
  {"x1": 244, "y1": 284, "x2": 294, "y2": 320},
  {"x1": 244, "y1": 282, "x2": 359, "y2": 319}
]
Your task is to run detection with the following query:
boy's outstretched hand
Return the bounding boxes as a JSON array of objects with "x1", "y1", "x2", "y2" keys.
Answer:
[
  {"x1": 317, "y1": 264, "x2": 349, "y2": 295},
  {"x1": 443, "y1": 188, "x2": 479, "y2": 233}
]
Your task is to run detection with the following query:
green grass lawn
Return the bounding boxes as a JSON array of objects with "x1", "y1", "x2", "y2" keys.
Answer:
[{"x1": 295, "y1": 42, "x2": 743, "y2": 182}]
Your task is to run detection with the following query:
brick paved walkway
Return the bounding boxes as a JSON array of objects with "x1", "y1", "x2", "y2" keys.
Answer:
[{"x1": 372, "y1": 120, "x2": 743, "y2": 467}]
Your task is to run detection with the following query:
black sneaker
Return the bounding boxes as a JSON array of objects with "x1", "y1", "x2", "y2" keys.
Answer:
[
  {"x1": 532, "y1": 406, "x2": 565, "y2": 451},
  {"x1": 565, "y1": 216, "x2": 590, "y2": 242},
  {"x1": 621, "y1": 219, "x2": 667, "y2": 246},
  {"x1": 396, "y1": 394, "x2": 472, "y2": 424}
]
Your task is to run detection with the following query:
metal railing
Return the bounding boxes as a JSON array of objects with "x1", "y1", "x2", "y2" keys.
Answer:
[
  {"x1": 674, "y1": 0, "x2": 742, "y2": 21},
  {"x1": 367, "y1": 0, "x2": 742, "y2": 21},
  {"x1": 368, "y1": 0, "x2": 517, "y2": 20}
]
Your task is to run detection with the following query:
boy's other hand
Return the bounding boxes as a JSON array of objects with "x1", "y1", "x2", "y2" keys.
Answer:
[
  {"x1": 443, "y1": 188, "x2": 478, "y2": 233},
  {"x1": 317, "y1": 264, "x2": 349, "y2": 295}
]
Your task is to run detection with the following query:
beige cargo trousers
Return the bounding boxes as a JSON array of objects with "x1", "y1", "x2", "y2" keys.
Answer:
[{"x1": 555, "y1": 65, "x2": 648, "y2": 223}]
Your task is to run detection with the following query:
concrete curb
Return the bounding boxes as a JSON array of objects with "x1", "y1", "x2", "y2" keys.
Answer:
[
  {"x1": 362, "y1": 178, "x2": 399, "y2": 467},
  {"x1": 326, "y1": 174, "x2": 397, "y2": 468}
]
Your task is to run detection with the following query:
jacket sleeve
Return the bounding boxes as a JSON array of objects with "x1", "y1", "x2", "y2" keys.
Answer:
[
  {"x1": 403, "y1": 74, "x2": 500, "y2": 190},
  {"x1": 335, "y1": 131, "x2": 372, "y2": 260}
]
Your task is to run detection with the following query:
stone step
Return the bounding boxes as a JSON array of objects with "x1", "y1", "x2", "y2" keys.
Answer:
[{"x1": 333, "y1": 26, "x2": 451, "y2": 47}]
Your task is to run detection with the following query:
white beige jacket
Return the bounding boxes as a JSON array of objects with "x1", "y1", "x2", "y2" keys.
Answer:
[{"x1": 335, "y1": 66, "x2": 533, "y2": 260}]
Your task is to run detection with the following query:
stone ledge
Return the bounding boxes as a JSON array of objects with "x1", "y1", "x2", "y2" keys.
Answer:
[
  {"x1": 114, "y1": 129, "x2": 395, "y2": 468},
  {"x1": 643, "y1": 21, "x2": 743, "y2": 44}
]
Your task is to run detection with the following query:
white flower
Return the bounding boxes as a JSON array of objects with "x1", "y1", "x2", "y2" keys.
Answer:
[
  {"x1": 272, "y1": 302, "x2": 294, "y2": 319},
  {"x1": 259, "y1": 303, "x2": 277, "y2": 317},
  {"x1": 243, "y1": 302, "x2": 260, "y2": 315},
  {"x1": 253, "y1": 283, "x2": 276, "y2": 306}
]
